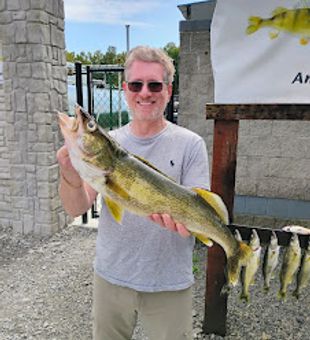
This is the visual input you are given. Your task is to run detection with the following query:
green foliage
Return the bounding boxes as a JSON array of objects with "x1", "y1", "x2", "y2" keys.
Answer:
[
  {"x1": 192, "y1": 252, "x2": 201, "y2": 275},
  {"x1": 66, "y1": 46, "x2": 126, "y2": 65},
  {"x1": 97, "y1": 111, "x2": 130, "y2": 129},
  {"x1": 66, "y1": 42, "x2": 179, "y2": 92},
  {"x1": 163, "y1": 42, "x2": 179, "y2": 94}
]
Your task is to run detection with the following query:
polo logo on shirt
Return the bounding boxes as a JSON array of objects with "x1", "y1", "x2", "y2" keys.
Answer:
[{"x1": 170, "y1": 160, "x2": 175, "y2": 167}]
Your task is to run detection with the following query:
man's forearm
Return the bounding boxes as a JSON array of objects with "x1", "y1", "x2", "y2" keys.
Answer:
[{"x1": 59, "y1": 173, "x2": 96, "y2": 217}]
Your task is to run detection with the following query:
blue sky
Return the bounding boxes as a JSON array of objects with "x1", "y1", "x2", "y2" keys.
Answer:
[{"x1": 64, "y1": 0, "x2": 197, "y2": 54}]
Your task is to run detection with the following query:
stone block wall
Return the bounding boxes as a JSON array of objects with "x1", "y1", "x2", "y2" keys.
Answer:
[
  {"x1": 178, "y1": 20, "x2": 310, "y2": 226},
  {"x1": 0, "y1": 0, "x2": 69, "y2": 234}
]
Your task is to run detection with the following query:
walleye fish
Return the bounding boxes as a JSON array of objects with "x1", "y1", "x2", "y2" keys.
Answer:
[
  {"x1": 282, "y1": 225, "x2": 310, "y2": 235},
  {"x1": 240, "y1": 229, "x2": 261, "y2": 302},
  {"x1": 278, "y1": 233, "x2": 302, "y2": 300},
  {"x1": 262, "y1": 231, "x2": 280, "y2": 292},
  {"x1": 293, "y1": 240, "x2": 310, "y2": 299},
  {"x1": 246, "y1": 7, "x2": 310, "y2": 45},
  {"x1": 58, "y1": 105, "x2": 252, "y2": 287}
]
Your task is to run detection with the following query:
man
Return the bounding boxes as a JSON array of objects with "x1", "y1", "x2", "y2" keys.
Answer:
[{"x1": 57, "y1": 46, "x2": 210, "y2": 340}]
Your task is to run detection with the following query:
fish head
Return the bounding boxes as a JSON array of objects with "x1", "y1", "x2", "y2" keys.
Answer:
[
  {"x1": 249, "y1": 229, "x2": 260, "y2": 248},
  {"x1": 58, "y1": 105, "x2": 118, "y2": 175},
  {"x1": 290, "y1": 233, "x2": 300, "y2": 250},
  {"x1": 58, "y1": 106, "x2": 104, "y2": 156},
  {"x1": 270, "y1": 231, "x2": 279, "y2": 248}
]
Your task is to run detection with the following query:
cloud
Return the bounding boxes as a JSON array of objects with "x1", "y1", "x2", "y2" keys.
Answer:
[{"x1": 64, "y1": 0, "x2": 162, "y2": 26}]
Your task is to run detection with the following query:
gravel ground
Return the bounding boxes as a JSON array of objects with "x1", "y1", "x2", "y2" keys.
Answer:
[{"x1": 1, "y1": 223, "x2": 309, "y2": 340}]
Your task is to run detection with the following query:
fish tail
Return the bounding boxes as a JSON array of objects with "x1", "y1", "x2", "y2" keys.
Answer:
[
  {"x1": 277, "y1": 289, "x2": 286, "y2": 300},
  {"x1": 220, "y1": 283, "x2": 231, "y2": 296},
  {"x1": 227, "y1": 241, "x2": 252, "y2": 286},
  {"x1": 263, "y1": 284, "x2": 270, "y2": 293},
  {"x1": 240, "y1": 291, "x2": 250, "y2": 303},
  {"x1": 246, "y1": 16, "x2": 262, "y2": 34},
  {"x1": 292, "y1": 289, "x2": 300, "y2": 299}
]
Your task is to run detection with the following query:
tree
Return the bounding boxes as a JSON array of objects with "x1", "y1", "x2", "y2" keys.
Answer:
[{"x1": 163, "y1": 42, "x2": 179, "y2": 94}]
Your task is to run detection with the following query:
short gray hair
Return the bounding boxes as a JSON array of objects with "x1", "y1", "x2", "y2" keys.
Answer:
[{"x1": 124, "y1": 45, "x2": 175, "y2": 83}]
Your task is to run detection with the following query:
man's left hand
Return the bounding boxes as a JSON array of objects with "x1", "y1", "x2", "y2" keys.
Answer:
[{"x1": 149, "y1": 213, "x2": 191, "y2": 238}]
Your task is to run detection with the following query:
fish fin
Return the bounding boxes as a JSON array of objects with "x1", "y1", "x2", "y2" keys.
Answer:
[
  {"x1": 271, "y1": 7, "x2": 288, "y2": 16},
  {"x1": 227, "y1": 241, "x2": 252, "y2": 286},
  {"x1": 133, "y1": 155, "x2": 176, "y2": 181},
  {"x1": 105, "y1": 177, "x2": 130, "y2": 201},
  {"x1": 192, "y1": 188, "x2": 229, "y2": 224},
  {"x1": 192, "y1": 232, "x2": 213, "y2": 247},
  {"x1": 269, "y1": 31, "x2": 279, "y2": 40},
  {"x1": 246, "y1": 16, "x2": 262, "y2": 34},
  {"x1": 104, "y1": 197, "x2": 124, "y2": 223},
  {"x1": 300, "y1": 37, "x2": 309, "y2": 45}
]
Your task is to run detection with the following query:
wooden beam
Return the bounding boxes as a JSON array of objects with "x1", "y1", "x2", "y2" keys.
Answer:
[
  {"x1": 204, "y1": 120, "x2": 239, "y2": 336},
  {"x1": 206, "y1": 104, "x2": 310, "y2": 121},
  {"x1": 228, "y1": 224, "x2": 309, "y2": 249}
]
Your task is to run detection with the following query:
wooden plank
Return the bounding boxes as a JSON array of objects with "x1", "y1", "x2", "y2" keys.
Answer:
[
  {"x1": 204, "y1": 120, "x2": 239, "y2": 336},
  {"x1": 206, "y1": 104, "x2": 310, "y2": 121}
]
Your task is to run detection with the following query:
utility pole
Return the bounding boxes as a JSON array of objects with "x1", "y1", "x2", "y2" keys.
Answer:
[{"x1": 125, "y1": 24, "x2": 130, "y2": 52}]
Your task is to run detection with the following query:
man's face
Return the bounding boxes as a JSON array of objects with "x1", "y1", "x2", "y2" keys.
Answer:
[{"x1": 123, "y1": 60, "x2": 172, "y2": 122}]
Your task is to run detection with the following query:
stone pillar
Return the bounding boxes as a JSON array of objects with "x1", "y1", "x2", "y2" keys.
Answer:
[
  {"x1": 0, "y1": 0, "x2": 69, "y2": 234},
  {"x1": 178, "y1": 20, "x2": 214, "y2": 159}
]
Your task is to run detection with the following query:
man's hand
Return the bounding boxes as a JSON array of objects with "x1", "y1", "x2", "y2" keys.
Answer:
[
  {"x1": 149, "y1": 213, "x2": 191, "y2": 238},
  {"x1": 57, "y1": 145, "x2": 83, "y2": 187}
]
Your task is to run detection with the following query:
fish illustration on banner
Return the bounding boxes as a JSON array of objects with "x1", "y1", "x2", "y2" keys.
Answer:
[
  {"x1": 246, "y1": 6, "x2": 310, "y2": 45},
  {"x1": 211, "y1": 0, "x2": 310, "y2": 103}
]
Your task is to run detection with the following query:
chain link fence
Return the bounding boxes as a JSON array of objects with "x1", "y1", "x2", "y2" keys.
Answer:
[{"x1": 88, "y1": 66, "x2": 129, "y2": 130}]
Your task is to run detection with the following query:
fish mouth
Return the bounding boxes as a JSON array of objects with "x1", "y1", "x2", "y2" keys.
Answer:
[{"x1": 58, "y1": 111, "x2": 76, "y2": 131}]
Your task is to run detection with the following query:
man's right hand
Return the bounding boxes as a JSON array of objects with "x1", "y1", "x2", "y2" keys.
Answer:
[{"x1": 57, "y1": 145, "x2": 83, "y2": 188}]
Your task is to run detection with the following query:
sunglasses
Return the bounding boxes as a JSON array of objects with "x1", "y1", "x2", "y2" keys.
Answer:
[{"x1": 126, "y1": 81, "x2": 167, "y2": 93}]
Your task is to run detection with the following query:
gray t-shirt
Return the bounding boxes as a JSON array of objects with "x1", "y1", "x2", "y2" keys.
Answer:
[{"x1": 94, "y1": 121, "x2": 210, "y2": 292}]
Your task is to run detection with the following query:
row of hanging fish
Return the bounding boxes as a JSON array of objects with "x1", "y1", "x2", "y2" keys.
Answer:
[{"x1": 234, "y1": 229, "x2": 310, "y2": 302}]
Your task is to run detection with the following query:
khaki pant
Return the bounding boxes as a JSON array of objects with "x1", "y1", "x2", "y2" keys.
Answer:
[{"x1": 93, "y1": 273, "x2": 193, "y2": 340}]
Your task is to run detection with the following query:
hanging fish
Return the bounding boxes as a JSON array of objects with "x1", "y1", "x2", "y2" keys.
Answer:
[
  {"x1": 282, "y1": 225, "x2": 310, "y2": 235},
  {"x1": 240, "y1": 229, "x2": 261, "y2": 302},
  {"x1": 293, "y1": 240, "x2": 310, "y2": 299},
  {"x1": 278, "y1": 233, "x2": 302, "y2": 300},
  {"x1": 262, "y1": 231, "x2": 280, "y2": 292},
  {"x1": 246, "y1": 7, "x2": 310, "y2": 45}
]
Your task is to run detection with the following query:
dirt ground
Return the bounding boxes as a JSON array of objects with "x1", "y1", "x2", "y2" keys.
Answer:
[{"x1": 1, "y1": 223, "x2": 309, "y2": 340}]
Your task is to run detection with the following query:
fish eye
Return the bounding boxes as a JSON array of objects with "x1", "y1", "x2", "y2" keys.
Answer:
[{"x1": 87, "y1": 120, "x2": 97, "y2": 132}]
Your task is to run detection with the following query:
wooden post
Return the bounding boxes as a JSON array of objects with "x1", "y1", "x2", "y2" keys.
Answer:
[
  {"x1": 204, "y1": 103, "x2": 310, "y2": 336},
  {"x1": 204, "y1": 120, "x2": 239, "y2": 335}
]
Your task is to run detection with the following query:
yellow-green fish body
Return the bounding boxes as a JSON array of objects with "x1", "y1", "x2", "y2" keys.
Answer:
[
  {"x1": 278, "y1": 233, "x2": 302, "y2": 300},
  {"x1": 293, "y1": 240, "x2": 310, "y2": 299},
  {"x1": 240, "y1": 229, "x2": 261, "y2": 303},
  {"x1": 262, "y1": 231, "x2": 280, "y2": 292},
  {"x1": 58, "y1": 106, "x2": 252, "y2": 287},
  {"x1": 246, "y1": 7, "x2": 310, "y2": 45}
]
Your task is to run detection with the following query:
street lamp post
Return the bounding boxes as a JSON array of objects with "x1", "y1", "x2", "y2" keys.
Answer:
[{"x1": 125, "y1": 24, "x2": 130, "y2": 52}]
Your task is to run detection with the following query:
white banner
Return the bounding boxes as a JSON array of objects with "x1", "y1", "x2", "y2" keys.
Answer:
[
  {"x1": 0, "y1": 41, "x2": 3, "y2": 86},
  {"x1": 211, "y1": 0, "x2": 310, "y2": 103}
]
